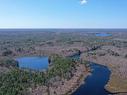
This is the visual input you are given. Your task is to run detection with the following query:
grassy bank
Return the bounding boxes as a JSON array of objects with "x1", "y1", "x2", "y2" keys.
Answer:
[
  {"x1": 82, "y1": 47, "x2": 127, "y2": 94},
  {"x1": 106, "y1": 74, "x2": 127, "y2": 93}
]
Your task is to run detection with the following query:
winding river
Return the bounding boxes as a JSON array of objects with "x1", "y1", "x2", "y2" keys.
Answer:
[
  {"x1": 70, "y1": 53, "x2": 112, "y2": 95},
  {"x1": 73, "y1": 63, "x2": 111, "y2": 95}
]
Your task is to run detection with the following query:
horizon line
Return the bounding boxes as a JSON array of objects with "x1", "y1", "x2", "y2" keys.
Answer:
[{"x1": 0, "y1": 28, "x2": 127, "y2": 30}]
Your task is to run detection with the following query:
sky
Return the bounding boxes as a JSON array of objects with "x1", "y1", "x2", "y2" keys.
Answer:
[{"x1": 0, "y1": 0, "x2": 127, "y2": 28}]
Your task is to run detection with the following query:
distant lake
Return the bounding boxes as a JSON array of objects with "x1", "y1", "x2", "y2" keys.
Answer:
[
  {"x1": 95, "y1": 33, "x2": 112, "y2": 37},
  {"x1": 16, "y1": 57, "x2": 49, "y2": 71}
]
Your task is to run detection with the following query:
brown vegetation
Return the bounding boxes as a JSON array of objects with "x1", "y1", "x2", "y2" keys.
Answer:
[
  {"x1": 82, "y1": 46, "x2": 127, "y2": 94},
  {"x1": 0, "y1": 30, "x2": 127, "y2": 95}
]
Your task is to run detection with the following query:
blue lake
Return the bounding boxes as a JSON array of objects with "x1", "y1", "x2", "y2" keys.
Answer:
[
  {"x1": 95, "y1": 33, "x2": 112, "y2": 37},
  {"x1": 16, "y1": 57, "x2": 49, "y2": 71}
]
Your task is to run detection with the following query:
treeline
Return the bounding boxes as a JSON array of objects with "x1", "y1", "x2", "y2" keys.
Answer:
[
  {"x1": 0, "y1": 58, "x2": 18, "y2": 67},
  {"x1": 0, "y1": 56, "x2": 76, "y2": 95}
]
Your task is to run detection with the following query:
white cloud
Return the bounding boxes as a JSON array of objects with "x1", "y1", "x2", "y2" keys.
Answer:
[{"x1": 80, "y1": 0, "x2": 88, "y2": 5}]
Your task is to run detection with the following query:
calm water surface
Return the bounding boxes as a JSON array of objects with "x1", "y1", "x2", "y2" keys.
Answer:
[
  {"x1": 96, "y1": 33, "x2": 112, "y2": 37},
  {"x1": 73, "y1": 63, "x2": 111, "y2": 95},
  {"x1": 16, "y1": 57, "x2": 49, "y2": 71}
]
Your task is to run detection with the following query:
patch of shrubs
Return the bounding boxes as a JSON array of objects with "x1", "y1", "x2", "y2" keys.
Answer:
[
  {"x1": 0, "y1": 58, "x2": 18, "y2": 67},
  {"x1": 2, "y1": 49, "x2": 13, "y2": 56}
]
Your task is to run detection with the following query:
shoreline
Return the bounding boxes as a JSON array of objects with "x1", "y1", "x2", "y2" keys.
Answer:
[
  {"x1": 82, "y1": 53, "x2": 127, "y2": 94},
  {"x1": 66, "y1": 65, "x2": 90, "y2": 95},
  {"x1": 31, "y1": 64, "x2": 90, "y2": 95},
  {"x1": 48, "y1": 64, "x2": 90, "y2": 95}
]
